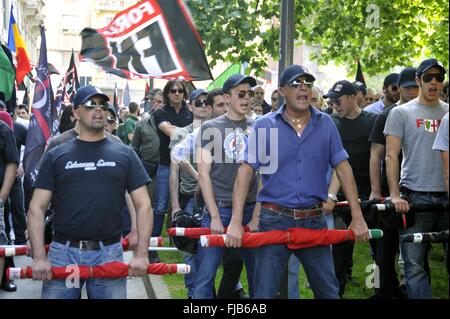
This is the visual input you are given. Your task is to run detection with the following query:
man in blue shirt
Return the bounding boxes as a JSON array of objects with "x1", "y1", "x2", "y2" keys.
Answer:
[{"x1": 227, "y1": 64, "x2": 369, "y2": 299}]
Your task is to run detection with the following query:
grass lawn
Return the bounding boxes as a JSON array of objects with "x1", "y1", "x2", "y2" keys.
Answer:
[{"x1": 159, "y1": 239, "x2": 449, "y2": 299}]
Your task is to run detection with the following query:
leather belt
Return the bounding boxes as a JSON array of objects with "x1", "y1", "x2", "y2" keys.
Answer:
[
  {"x1": 53, "y1": 237, "x2": 121, "y2": 250},
  {"x1": 261, "y1": 202, "x2": 323, "y2": 219}
]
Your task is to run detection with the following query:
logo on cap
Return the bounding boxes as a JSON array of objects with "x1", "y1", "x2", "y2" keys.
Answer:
[{"x1": 335, "y1": 84, "x2": 343, "y2": 92}]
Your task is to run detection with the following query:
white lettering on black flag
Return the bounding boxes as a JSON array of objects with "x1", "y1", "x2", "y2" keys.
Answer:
[{"x1": 79, "y1": 0, "x2": 212, "y2": 81}]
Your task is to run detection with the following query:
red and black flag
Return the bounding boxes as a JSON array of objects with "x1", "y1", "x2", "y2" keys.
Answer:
[
  {"x1": 355, "y1": 59, "x2": 366, "y2": 86},
  {"x1": 144, "y1": 80, "x2": 150, "y2": 99},
  {"x1": 54, "y1": 50, "x2": 80, "y2": 111},
  {"x1": 23, "y1": 25, "x2": 59, "y2": 185},
  {"x1": 79, "y1": 0, "x2": 213, "y2": 81}
]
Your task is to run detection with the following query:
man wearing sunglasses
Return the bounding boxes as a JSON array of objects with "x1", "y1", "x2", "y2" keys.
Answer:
[
  {"x1": 228, "y1": 65, "x2": 369, "y2": 299},
  {"x1": 369, "y1": 67, "x2": 419, "y2": 299},
  {"x1": 194, "y1": 74, "x2": 259, "y2": 299},
  {"x1": 365, "y1": 73, "x2": 400, "y2": 114},
  {"x1": 28, "y1": 86, "x2": 153, "y2": 299},
  {"x1": 384, "y1": 58, "x2": 448, "y2": 299}
]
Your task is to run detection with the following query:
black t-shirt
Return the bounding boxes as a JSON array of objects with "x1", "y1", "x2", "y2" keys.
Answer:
[
  {"x1": 35, "y1": 138, "x2": 150, "y2": 241},
  {"x1": 368, "y1": 104, "x2": 398, "y2": 195},
  {"x1": 0, "y1": 121, "x2": 19, "y2": 182},
  {"x1": 153, "y1": 104, "x2": 192, "y2": 165},
  {"x1": 332, "y1": 110, "x2": 377, "y2": 197}
]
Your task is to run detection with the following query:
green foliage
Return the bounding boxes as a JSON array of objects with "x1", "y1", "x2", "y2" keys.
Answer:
[{"x1": 186, "y1": 0, "x2": 449, "y2": 76}]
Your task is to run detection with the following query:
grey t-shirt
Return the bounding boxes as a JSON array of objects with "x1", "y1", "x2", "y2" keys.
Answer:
[
  {"x1": 198, "y1": 115, "x2": 257, "y2": 203},
  {"x1": 433, "y1": 112, "x2": 449, "y2": 152},
  {"x1": 384, "y1": 99, "x2": 449, "y2": 191},
  {"x1": 170, "y1": 123, "x2": 197, "y2": 196}
]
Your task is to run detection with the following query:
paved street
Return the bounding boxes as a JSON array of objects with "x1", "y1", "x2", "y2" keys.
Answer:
[{"x1": 0, "y1": 252, "x2": 170, "y2": 299}]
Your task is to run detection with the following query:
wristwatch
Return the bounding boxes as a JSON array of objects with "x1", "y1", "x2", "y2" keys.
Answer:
[{"x1": 328, "y1": 193, "x2": 338, "y2": 203}]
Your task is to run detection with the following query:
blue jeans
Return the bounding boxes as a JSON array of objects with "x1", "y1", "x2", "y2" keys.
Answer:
[
  {"x1": 254, "y1": 208, "x2": 339, "y2": 299},
  {"x1": 287, "y1": 213, "x2": 335, "y2": 299},
  {"x1": 42, "y1": 241, "x2": 126, "y2": 299},
  {"x1": 193, "y1": 204, "x2": 256, "y2": 299},
  {"x1": 182, "y1": 197, "x2": 197, "y2": 298},
  {"x1": 399, "y1": 191, "x2": 448, "y2": 299},
  {"x1": 152, "y1": 165, "x2": 170, "y2": 237}
]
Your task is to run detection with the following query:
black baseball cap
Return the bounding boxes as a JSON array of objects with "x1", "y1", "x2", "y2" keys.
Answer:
[
  {"x1": 383, "y1": 73, "x2": 399, "y2": 88},
  {"x1": 73, "y1": 86, "x2": 109, "y2": 109},
  {"x1": 352, "y1": 81, "x2": 367, "y2": 95},
  {"x1": 223, "y1": 74, "x2": 256, "y2": 93},
  {"x1": 398, "y1": 67, "x2": 418, "y2": 88},
  {"x1": 416, "y1": 58, "x2": 446, "y2": 77},
  {"x1": 189, "y1": 88, "x2": 207, "y2": 102},
  {"x1": 279, "y1": 64, "x2": 315, "y2": 87},
  {"x1": 324, "y1": 80, "x2": 357, "y2": 99}
]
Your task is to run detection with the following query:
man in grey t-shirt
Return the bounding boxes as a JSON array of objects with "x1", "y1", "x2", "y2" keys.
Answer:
[
  {"x1": 432, "y1": 112, "x2": 449, "y2": 195},
  {"x1": 384, "y1": 58, "x2": 449, "y2": 299},
  {"x1": 193, "y1": 74, "x2": 259, "y2": 299}
]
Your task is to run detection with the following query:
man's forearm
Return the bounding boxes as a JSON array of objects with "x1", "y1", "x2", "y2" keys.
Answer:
[
  {"x1": 328, "y1": 169, "x2": 341, "y2": 195},
  {"x1": 198, "y1": 173, "x2": 219, "y2": 218},
  {"x1": 125, "y1": 192, "x2": 137, "y2": 233},
  {"x1": 335, "y1": 161, "x2": 363, "y2": 219},
  {"x1": 169, "y1": 161, "x2": 181, "y2": 212},
  {"x1": 370, "y1": 144, "x2": 384, "y2": 196},
  {"x1": 386, "y1": 153, "x2": 401, "y2": 197},
  {"x1": 28, "y1": 205, "x2": 47, "y2": 259},
  {"x1": 231, "y1": 164, "x2": 254, "y2": 224},
  {"x1": 135, "y1": 204, "x2": 153, "y2": 258},
  {"x1": 0, "y1": 163, "x2": 17, "y2": 201}
]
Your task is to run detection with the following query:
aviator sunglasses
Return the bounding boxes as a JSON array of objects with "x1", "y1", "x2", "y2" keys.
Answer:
[
  {"x1": 422, "y1": 73, "x2": 445, "y2": 83},
  {"x1": 289, "y1": 78, "x2": 314, "y2": 89},
  {"x1": 83, "y1": 99, "x2": 109, "y2": 111}
]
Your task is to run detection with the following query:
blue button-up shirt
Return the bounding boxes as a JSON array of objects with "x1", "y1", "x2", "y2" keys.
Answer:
[
  {"x1": 364, "y1": 98, "x2": 386, "y2": 114},
  {"x1": 244, "y1": 105, "x2": 348, "y2": 208}
]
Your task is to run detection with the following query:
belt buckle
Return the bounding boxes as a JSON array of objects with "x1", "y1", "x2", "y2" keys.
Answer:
[
  {"x1": 292, "y1": 209, "x2": 303, "y2": 220},
  {"x1": 79, "y1": 240, "x2": 91, "y2": 250}
]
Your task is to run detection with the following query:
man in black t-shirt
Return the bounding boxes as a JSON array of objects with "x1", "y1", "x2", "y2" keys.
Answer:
[
  {"x1": 325, "y1": 80, "x2": 377, "y2": 297},
  {"x1": 151, "y1": 80, "x2": 192, "y2": 253},
  {"x1": 0, "y1": 120, "x2": 19, "y2": 286},
  {"x1": 28, "y1": 86, "x2": 153, "y2": 299},
  {"x1": 368, "y1": 67, "x2": 419, "y2": 299}
]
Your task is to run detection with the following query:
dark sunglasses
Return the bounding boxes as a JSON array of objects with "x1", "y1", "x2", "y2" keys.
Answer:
[
  {"x1": 271, "y1": 96, "x2": 278, "y2": 101},
  {"x1": 170, "y1": 88, "x2": 184, "y2": 94},
  {"x1": 422, "y1": 73, "x2": 445, "y2": 83},
  {"x1": 83, "y1": 100, "x2": 108, "y2": 111},
  {"x1": 107, "y1": 117, "x2": 116, "y2": 124},
  {"x1": 289, "y1": 78, "x2": 314, "y2": 89},
  {"x1": 236, "y1": 90, "x2": 255, "y2": 98},
  {"x1": 194, "y1": 100, "x2": 207, "y2": 108}
]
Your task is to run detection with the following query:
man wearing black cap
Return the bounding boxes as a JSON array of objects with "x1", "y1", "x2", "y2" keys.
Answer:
[
  {"x1": 352, "y1": 81, "x2": 367, "y2": 108},
  {"x1": 365, "y1": 73, "x2": 400, "y2": 114},
  {"x1": 28, "y1": 86, "x2": 153, "y2": 299},
  {"x1": 384, "y1": 58, "x2": 448, "y2": 299},
  {"x1": 325, "y1": 80, "x2": 378, "y2": 296},
  {"x1": 368, "y1": 67, "x2": 419, "y2": 299},
  {"x1": 228, "y1": 66, "x2": 369, "y2": 298},
  {"x1": 194, "y1": 74, "x2": 259, "y2": 299}
]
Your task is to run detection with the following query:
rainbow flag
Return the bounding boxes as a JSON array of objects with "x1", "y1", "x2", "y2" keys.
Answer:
[{"x1": 7, "y1": 5, "x2": 31, "y2": 84}]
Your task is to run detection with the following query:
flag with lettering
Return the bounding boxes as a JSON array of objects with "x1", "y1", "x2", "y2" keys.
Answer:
[
  {"x1": 79, "y1": 0, "x2": 212, "y2": 81},
  {"x1": 23, "y1": 26, "x2": 59, "y2": 186}
]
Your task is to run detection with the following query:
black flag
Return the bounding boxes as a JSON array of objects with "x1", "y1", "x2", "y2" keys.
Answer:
[
  {"x1": 54, "y1": 50, "x2": 79, "y2": 111},
  {"x1": 355, "y1": 59, "x2": 366, "y2": 86},
  {"x1": 79, "y1": 0, "x2": 212, "y2": 81}
]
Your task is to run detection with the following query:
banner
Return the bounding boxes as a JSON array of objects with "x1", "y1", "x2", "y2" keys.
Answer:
[
  {"x1": 7, "y1": 4, "x2": 31, "y2": 85},
  {"x1": 54, "y1": 50, "x2": 80, "y2": 112},
  {"x1": 23, "y1": 26, "x2": 59, "y2": 186},
  {"x1": 80, "y1": 0, "x2": 212, "y2": 81}
]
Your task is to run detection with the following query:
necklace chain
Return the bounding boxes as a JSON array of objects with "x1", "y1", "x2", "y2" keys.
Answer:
[{"x1": 284, "y1": 111, "x2": 310, "y2": 129}]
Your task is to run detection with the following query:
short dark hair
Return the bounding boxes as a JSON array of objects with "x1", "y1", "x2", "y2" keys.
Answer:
[
  {"x1": 128, "y1": 102, "x2": 139, "y2": 114},
  {"x1": 163, "y1": 80, "x2": 188, "y2": 106},
  {"x1": 16, "y1": 104, "x2": 29, "y2": 113},
  {"x1": 206, "y1": 88, "x2": 223, "y2": 107}
]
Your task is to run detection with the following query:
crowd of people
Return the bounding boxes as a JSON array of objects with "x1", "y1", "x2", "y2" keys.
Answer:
[{"x1": 0, "y1": 57, "x2": 448, "y2": 299}]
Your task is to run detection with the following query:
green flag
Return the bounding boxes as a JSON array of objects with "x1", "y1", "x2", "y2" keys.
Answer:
[
  {"x1": 207, "y1": 64, "x2": 241, "y2": 91},
  {"x1": 0, "y1": 46, "x2": 15, "y2": 101}
]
